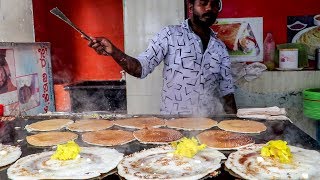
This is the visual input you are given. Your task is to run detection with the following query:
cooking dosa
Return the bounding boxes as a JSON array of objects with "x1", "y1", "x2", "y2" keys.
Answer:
[
  {"x1": 7, "y1": 147, "x2": 123, "y2": 179},
  {"x1": 114, "y1": 117, "x2": 165, "y2": 129},
  {"x1": 66, "y1": 119, "x2": 113, "y2": 132},
  {"x1": 218, "y1": 120, "x2": 267, "y2": 133},
  {"x1": 197, "y1": 130, "x2": 254, "y2": 150},
  {"x1": 25, "y1": 119, "x2": 74, "y2": 132},
  {"x1": 166, "y1": 117, "x2": 218, "y2": 131},
  {"x1": 82, "y1": 130, "x2": 135, "y2": 146},
  {"x1": 225, "y1": 144, "x2": 320, "y2": 179},
  {"x1": 118, "y1": 145, "x2": 226, "y2": 180},
  {"x1": 26, "y1": 132, "x2": 78, "y2": 147},
  {"x1": 133, "y1": 128, "x2": 183, "y2": 144},
  {"x1": 0, "y1": 144, "x2": 21, "y2": 167}
]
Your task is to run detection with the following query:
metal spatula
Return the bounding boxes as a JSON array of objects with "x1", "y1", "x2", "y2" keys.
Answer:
[{"x1": 50, "y1": 7, "x2": 92, "y2": 41}]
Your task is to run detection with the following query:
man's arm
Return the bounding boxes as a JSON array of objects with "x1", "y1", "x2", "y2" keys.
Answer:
[
  {"x1": 88, "y1": 37, "x2": 142, "y2": 78},
  {"x1": 222, "y1": 93, "x2": 237, "y2": 114}
]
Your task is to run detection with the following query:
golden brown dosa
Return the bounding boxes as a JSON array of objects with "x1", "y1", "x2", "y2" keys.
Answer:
[
  {"x1": 66, "y1": 119, "x2": 113, "y2": 132},
  {"x1": 133, "y1": 128, "x2": 183, "y2": 144},
  {"x1": 26, "y1": 132, "x2": 78, "y2": 147},
  {"x1": 197, "y1": 130, "x2": 254, "y2": 150},
  {"x1": 25, "y1": 119, "x2": 73, "y2": 132},
  {"x1": 82, "y1": 130, "x2": 135, "y2": 146},
  {"x1": 166, "y1": 118, "x2": 217, "y2": 130},
  {"x1": 218, "y1": 120, "x2": 267, "y2": 133},
  {"x1": 114, "y1": 117, "x2": 165, "y2": 129}
]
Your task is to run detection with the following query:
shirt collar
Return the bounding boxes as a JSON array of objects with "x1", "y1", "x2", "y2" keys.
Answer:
[{"x1": 182, "y1": 19, "x2": 218, "y2": 37}]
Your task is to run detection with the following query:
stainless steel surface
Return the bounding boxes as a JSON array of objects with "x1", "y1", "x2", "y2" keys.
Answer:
[
  {"x1": 0, "y1": 114, "x2": 319, "y2": 179},
  {"x1": 50, "y1": 7, "x2": 92, "y2": 41}
]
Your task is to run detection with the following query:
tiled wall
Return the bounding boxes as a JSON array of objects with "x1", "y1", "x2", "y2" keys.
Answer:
[
  {"x1": 124, "y1": 0, "x2": 184, "y2": 114},
  {"x1": 235, "y1": 71, "x2": 320, "y2": 139},
  {"x1": 0, "y1": 0, "x2": 34, "y2": 42}
]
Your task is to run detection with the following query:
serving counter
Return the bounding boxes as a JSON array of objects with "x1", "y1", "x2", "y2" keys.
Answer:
[{"x1": 0, "y1": 113, "x2": 319, "y2": 179}]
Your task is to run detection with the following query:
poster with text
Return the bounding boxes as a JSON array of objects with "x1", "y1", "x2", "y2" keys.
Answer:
[{"x1": 0, "y1": 42, "x2": 55, "y2": 116}]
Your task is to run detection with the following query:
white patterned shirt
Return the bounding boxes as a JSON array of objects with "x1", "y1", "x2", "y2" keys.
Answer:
[{"x1": 137, "y1": 19, "x2": 234, "y2": 115}]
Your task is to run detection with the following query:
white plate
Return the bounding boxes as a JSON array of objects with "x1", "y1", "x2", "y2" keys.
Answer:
[
  {"x1": 276, "y1": 67, "x2": 303, "y2": 71},
  {"x1": 291, "y1": 26, "x2": 318, "y2": 60}
]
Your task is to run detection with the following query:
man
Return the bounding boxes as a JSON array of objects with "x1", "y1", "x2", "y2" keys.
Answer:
[
  {"x1": 0, "y1": 49, "x2": 16, "y2": 94},
  {"x1": 87, "y1": 0, "x2": 237, "y2": 115}
]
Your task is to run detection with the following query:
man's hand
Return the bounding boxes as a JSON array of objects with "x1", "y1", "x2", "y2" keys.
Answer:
[
  {"x1": 87, "y1": 37, "x2": 113, "y2": 56},
  {"x1": 82, "y1": 35, "x2": 142, "y2": 78},
  {"x1": 222, "y1": 93, "x2": 237, "y2": 114}
]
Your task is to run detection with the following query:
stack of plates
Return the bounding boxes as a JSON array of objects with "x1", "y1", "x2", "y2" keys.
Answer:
[{"x1": 303, "y1": 88, "x2": 320, "y2": 120}]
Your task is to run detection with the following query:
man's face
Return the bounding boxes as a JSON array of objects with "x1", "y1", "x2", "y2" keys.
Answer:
[
  {"x1": 191, "y1": 0, "x2": 220, "y2": 27},
  {"x1": 0, "y1": 66, "x2": 8, "y2": 88}
]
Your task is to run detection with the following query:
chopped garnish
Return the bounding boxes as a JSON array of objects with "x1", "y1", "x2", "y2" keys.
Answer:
[
  {"x1": 261, "y1": 140, "x2": 292, "y2": 163},
  {"x1": 171, "y1": 137, "x2": 206, "y2": 158}
]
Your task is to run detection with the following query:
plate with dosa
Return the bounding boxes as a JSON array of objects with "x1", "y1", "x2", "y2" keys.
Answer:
[
  {"x1": 26, "y1": 132, "x2": 78, "y2": 147},
  {"x1": 7, "y1": 147, "x2": 123, "y2": 179},
  {"x1": 25, "y1": 119, "x2": 74, "y2": 132}
]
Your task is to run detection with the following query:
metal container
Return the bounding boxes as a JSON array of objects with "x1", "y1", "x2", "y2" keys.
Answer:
[
  {"x1": 279, "y1": 48, "x2": 299, "y2": 69},
  {"x1": 64, "y1": 80, "x2": 127, "y2": 113}
]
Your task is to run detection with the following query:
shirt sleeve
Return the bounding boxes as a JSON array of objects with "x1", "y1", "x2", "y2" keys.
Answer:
[
  {"x1": 136, "y1": 27, "x2": 170, "y2": 79},
  {"x1": 218, "y1": 43, "x2": 235, "y2": 97}
]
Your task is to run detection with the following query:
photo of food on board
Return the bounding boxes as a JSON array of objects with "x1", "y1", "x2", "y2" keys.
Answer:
[
  {"x1": 288, "y1": 15, "x2": 320, "y2": 60},
  {"x1": 211, "y1": 17, "x2": 263, "y2": 62}
]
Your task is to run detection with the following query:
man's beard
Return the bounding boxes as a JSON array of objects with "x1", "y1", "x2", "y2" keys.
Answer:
[{"x1": 192, "y1": 11, "x2": 217, "y2": 28}]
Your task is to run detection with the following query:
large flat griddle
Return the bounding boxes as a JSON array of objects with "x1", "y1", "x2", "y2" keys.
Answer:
[{"x1": 0, "y1": 113, "x2": 319, "y2": 180}]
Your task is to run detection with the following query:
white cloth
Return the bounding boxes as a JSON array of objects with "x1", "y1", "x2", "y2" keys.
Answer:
[{"x1": 237, "y1": 106, "x2": 291, "y2": 122}]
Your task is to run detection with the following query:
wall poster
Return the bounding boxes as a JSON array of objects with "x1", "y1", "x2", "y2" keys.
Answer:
[
  {"x1": 0, "y1": 42, "x2": 55, "y2": 116},
  {"x1": 211, "y1": 17, "x2": 263, "y2": 62}
]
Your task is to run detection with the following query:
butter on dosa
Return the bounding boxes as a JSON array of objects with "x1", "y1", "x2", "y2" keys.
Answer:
[
  {"x1": 7, "y1": 147, "x2": 123, "y2": 179},
  {"x1": 225, "y1": 144, "x2": 320, "y2": 179},
  {"x1": 118, "y1": 145, "x2": 226, "y2": 180}
]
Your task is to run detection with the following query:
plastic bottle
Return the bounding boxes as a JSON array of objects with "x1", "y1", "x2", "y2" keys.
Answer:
[{"x1": 263, "y1": 33, "x2": 275, "y2": 70}]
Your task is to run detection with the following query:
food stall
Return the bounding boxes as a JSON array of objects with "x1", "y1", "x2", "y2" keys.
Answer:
[
  {"x1": 0, "y1": 113, "x2": 320, "y2": 179},
  {"x1": 1, "y1": 0, "x2": 320, "y2": 179}
]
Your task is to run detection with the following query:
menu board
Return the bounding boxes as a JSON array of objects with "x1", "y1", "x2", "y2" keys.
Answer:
[{"x1": 0, "y1": 42, "x2": 54, "y2": 116}]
